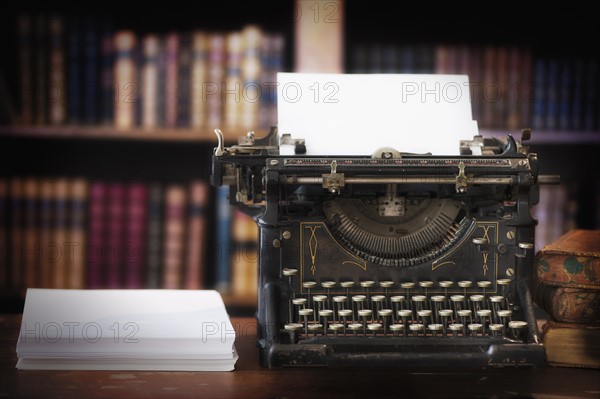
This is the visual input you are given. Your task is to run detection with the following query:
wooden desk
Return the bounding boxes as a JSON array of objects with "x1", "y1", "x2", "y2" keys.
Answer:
[{"x1": 1, "y1": 314, "x2": 599, "y2": 399}]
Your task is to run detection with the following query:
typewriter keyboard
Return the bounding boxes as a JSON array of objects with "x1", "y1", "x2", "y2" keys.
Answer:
[{"x1": 282, "y1": 270, "x2": 528, "y2": 342}]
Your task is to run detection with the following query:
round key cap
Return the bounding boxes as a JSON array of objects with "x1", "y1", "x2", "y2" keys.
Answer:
[
  {"x1": 284, "y1": 323, "x2": 303, "y2": 331},
  {"x1": 283, "y1": 268, "x2": 298, "y2": 276}
]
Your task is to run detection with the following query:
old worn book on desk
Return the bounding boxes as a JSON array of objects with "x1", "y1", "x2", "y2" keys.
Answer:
[
  {"x1": 534, "y1": 229, "x2": 600, "y2": 323},
  {"x1": 16, "y1": 289, "x2": 238, "y2": 371}
]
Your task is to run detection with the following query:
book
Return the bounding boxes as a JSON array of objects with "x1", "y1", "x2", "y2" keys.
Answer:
[
  {"x1": 185, "y1": 181, "x2": 208, "y2": 290},
  {"x1": 141, "y1": 34, "x2": 160, "y2": 129},
  {"x1": 38, "y1": 178, "x2": 54, "y2": 288},
  {"x1": 207, "y1": 33, "x2": 225, "y2": 129},
  {"x1": 240, "y1": 25, "x2": 262, "y2": 130},
  {"x1": 177, "y1": 33, "x2": 193, "y2": 128},
  {"x1": 68, "y1": 178, "x2": 87, "y2": 289},
  {"x1": 86, "y1": 181, "x2": 106, "y2": 289},
  {"x1": 541, "y1": 319, "x2": 600, "y2": 369},
  {"x1": 123, "y1": 182, "x2": 147, "y2": 289},
  {"x1": 48, "y1": 14, "x2": 66, "y2": 125},
  {"x1": 145, "y1": 182, "x2": 163, "y2": 289},
  {"x1": 164, "y1": 32, "x2": 179, "y2": 129},
  {"x1": 67, "y1": 17, "x2": 82, "y2": 125},
  {"x1": 535, "y1": 281, "x2": 600, "y2": 324},
  {"x1": 113, "y1": 30, "x2": 137, "y2": 130},
  {"x1": 52, "y1": 178, "x2": 69, "y2": 289},
  {"x1": 163, "y1": 185, "x2": 186, "y2": 289},
  {"x1": 535, "y1": 229, "x2": 600, "y2": 289},
  {"x1": 34, "y1": 14, "x2": 47, "y2": 125},
  {"x1": 191, "y1": 31, "x2": 208, "y2": 129},
  {"x1": 224, "y1": 31, "x2": 243, "y2": 130},
  {"x1": 83, "y1": 16, "x2": 99, "y2": 125},
  {"x1": 17, "y1": 14, "x2": 33, "y2": 125},
  {"x1": 105, "y1": 182, "x2": 125, "y2": 288},
  {"x1": 8, "y1": 177, "x2": 24, "y2": 291},
  {"x1": 22, "y1": 177, "x2": 39, "y2": 289},
  {"x1": 215, "y1": 185, "x2": 232, "y2": 294},
  {"x1": 99, "y1": 21, "x2": 114, "y2": 125},
  {"x1": 534, "y1": 229, "x2": 600, "y2": 327},
  {"x1": 16, "y1": 289, "x2": 238, "y2": 371}
]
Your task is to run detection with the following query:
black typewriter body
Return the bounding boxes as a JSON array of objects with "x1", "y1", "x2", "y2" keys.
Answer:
[{"x1": 211, "y1": 127, "x2": 558, "y2": 368}]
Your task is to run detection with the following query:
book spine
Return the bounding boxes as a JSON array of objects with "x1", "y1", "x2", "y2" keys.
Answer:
[
  {"x1": 155, "y1": 36, "x2": 167, "y2": 128},
  {"x1": 48, "y1": 14, "x2": 66, "y2": 125},
  {"x1": 86, "y1": 181, "x2": 106, "y2": 289},
  {"x1": 165, "y1": 32, "x2": 179, "y2": 129},
  {"x1": 34, "y1": 15, "x2": 47, "y2": 125},
  {"x1": 100, "y1": 21, "x2": 114, "y2": 125},
  {"x1": 113, "y1": 31, "x2": 137, "y2": 130},
  {"x1": 38, "y1": 179, "x2": 54, "y2": 288},
  {"x1": 52, "y1": 178, "x2": 69, "y2": 289},
  {"x1": 23, "y1": 177, "x2": 39, "y2": 289},
  {"x1": 162, "y1": 185, "x2": 186, "y2": 289},
  {"x1": 185, "y1": 181, "x2": 208, "y2": 289},
  {"x1": 124, "y1": 182, "x2": 147, "y2": 288},
  {"x1": 17, "y1": 14, "x2": 33, "y2": 125},
  {"x1": 240, "y1": 25, "x2": 262, "y2": 130},
  {"x1": 207, "y1": 33, "x2": 225, "y2": 129},
  {"x1": 68, "y1": 178, "x2": 88, "y2": 289},
  {"x1": 558, "y1": 58, "x2": 572, "y2": 131},
  {"x1": 83, "y1": 17, "x2": 99, "y2": 125},
  {"x1": 105, "y1": 182, "x2": 125, "y2": 288},
  {"x1": 259, "y1": 34, "x2": 273, "y2": 130},
  {"x1": 582, "y1": 60, "x2": 598, "y2": 131},
  {"x1": 535, "y1": 280, "x2": 600, "y2": 324},
  {"x1": 177, "y1": 33, "x2": 192, "y2": 128},
  {"x1": 67, "y1": 18, "x2": 82, "y2": 124},
  {"x1": 531, "y1": 58, "x2": 546, "y2": 131},
  {"x1": 141, "y1": 35, "x2": 159, "y2": 129},
  {"x1": 145, "y1": 182, "x2": 163, "y2": 288},
  {"x1": 9, "y1": 178, "x2": 24, "y2": 291},
  {"x1": 215, "y1": 185, "x2": 232, "y2": 294},
  {"x1": 570, "y1": 59, "x2": 585, "y2": 131},
  {"x1": 545, "y1": 58, "x2": 559, "y2": 130},
  {"x1": 268, "y1": 34, "x2": 285, "y2": 128},
  {"x1": 224, "y1": 32, "x2": 242, "y2": 130},
  {"x1": 191, "y1": 31, "x2": 208, "y2": 129}
]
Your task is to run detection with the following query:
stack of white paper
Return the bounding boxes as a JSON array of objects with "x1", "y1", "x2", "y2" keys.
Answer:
[{"x1": 16, "y1": 289, "x2": 238, "y2": 371}]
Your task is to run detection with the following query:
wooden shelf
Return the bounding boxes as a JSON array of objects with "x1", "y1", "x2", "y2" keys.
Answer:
[{"x1": 0, "y1": 125, "x2": 258, "y2": 143}]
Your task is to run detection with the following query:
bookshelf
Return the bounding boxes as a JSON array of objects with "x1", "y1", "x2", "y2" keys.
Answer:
[{"x1": 1, "y1": 1, "x2": 599, "y2": 316}]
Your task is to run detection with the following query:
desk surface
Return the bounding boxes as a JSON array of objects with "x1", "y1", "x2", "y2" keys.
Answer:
[{"x1": 1, "y1": 314, "x2": 599, "y2": 399}]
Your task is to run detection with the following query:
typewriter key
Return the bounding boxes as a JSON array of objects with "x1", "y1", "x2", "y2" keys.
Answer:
[
  {"x1": 497, "y1": 278, "x2": 512, "y2": 309},
  {"x1": 322, "y1": 281, "x2": 336, "y2": 308},
  {"x1": 427, "y1": 323, "x2": 443, "y2": 338},
  {"x1": 389, "y1": 323, "x2": 404, "y2": 336},
  {"x1": 401, "y1": 282, "x2": 416, "y2": 311},
  {"x1": 458, "y1": 281, "x2": 472, "y2": 308},
  {"x1": 438, "y1": 280, "x2": 454, "y2": 308},
  {"x1": 508, "y1": 320, "x2": 528, "y2": 341},
  {"x1": 390, "y1": 295, "x2": 406, "y2": 324},
  {"x1": 470, "y1": 294, "x2": 485, "y2": 316},
  {"x1": 476, "y1": 309, "x2": 492, "y2": 334},
  {"x1": 308, "y1": 323, "x2": 323, "y2": 337},
  {"x1": 338, "y1": 309, "x2": 353, "y2": 334},
  {"x1": 397, "y1": 309, "x2": 413, "y2": 328},
  {"x1": 467, "y1": 323, "x2": 483, "y2": 337},
  {"x1": 367, "y1": 323, "x2": 383, "y2": 336},
  {"x1": 371, "y1": 295, "x2": 386, "y2": 315},
  {"x1": 284, "y1": 323, "x2": 303, "y2": 343},
  {"x1": 329, "y1": 323, "x2": 344, "y2": 337},
  {"x1": 360, "y1": 280, "x2": 375, "y2": 301},
  {"x1": 448, "y1": 323, "x2": 463, "y2": 337},
  {"x1": 348, "y1": 323, "x2": 363, "y2": 337},
  {"x1": 299, "y1": 308, "x2": 314, "y2": 336},
  {"x1": 352, "y1": 294, "x2": 367, "y2": 318},
  {"x1": 380, "y1": 280, "x2": 394, "y2": 306},
  {"x1": 457, "y1": 309, "x2": 473, "y2": 335},
  {"x1": 409, "y1": 323, "x2": 424, "y2": 337},
  {"x1": 378, "y1": 309, "x2": 393, "y2": 335},
  {"x1": 340, "y1": 281, "x2": 355, "y2": 307},
  {"x1": 431, "y1": 295, "x2": 445, "y2": 323},
  {"x1": 303, "y1": 281, "x2": 317, "y2": 308},
  {"x1": 438, "y1": 309, "x2": 453, "y2": 335},
  {"x1": 319, "y1": 309, "x2": 334, "y2": 336},
  {"x1": 419, "y1": 280, "x2": 434, "y2": 299},
  {"x1": 489, "y1": 295, "x2": 504, "y2": 323},
  {"x1": 417, "y1": 309, "x2": 432, "y2": 330},
  {"x1": 489, "y1": 323, "x2": 504, "y2": 337}
]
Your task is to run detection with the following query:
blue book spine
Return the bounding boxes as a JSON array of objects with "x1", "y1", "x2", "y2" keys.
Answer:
[
  {"x1": 570, "y1": 59, "x2": 584, "y2": 131},
  {"x1": 531, "y1": 59, "x2": 546, "y2": 131},
  {"x1": 558, "y1": 59, "x2": 572, "y2": 131},
  {"x1": 544, "y1": 59, "x2": 559, "y2": 131},
  {"x1": 215, "y1": 185, "x2": 232, "y2": 294},
  {"x1": 83, "y1": 17, "x2": 98, "y2": 125},
  {"x1": 100, "y1": 21, "x2": 114, "y2": 125}
]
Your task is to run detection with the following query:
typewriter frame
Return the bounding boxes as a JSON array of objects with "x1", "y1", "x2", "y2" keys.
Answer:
[{"x1": 211, "y1": 127, "x2": 555, "y2": 368}]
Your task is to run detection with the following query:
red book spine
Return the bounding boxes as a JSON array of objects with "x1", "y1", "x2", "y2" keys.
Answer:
[
  {"x1": 124, "y1": 182, "x2": 148, "y2": 288},
  {"x1": 105, "y1": 182, "x2": 125, "y2": 288},
  {"x1": 86, "y1": 181, "x2": 106, "y2": 288}
]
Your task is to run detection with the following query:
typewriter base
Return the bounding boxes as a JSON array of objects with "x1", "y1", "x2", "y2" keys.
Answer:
[{"x1": 262, "y1": 338, "x2": 546, "y2": 368}]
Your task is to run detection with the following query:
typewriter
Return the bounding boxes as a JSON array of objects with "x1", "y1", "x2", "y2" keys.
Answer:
[{"x1": 211, "y1": 126, "x2": 558, "y2": 368}]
